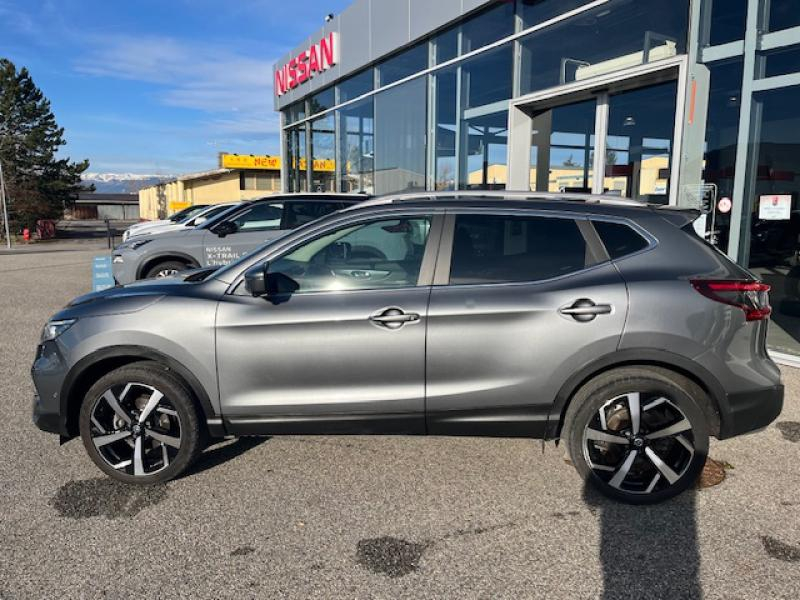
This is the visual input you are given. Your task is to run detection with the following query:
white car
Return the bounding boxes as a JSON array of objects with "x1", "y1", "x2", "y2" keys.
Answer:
[
  {"x1": 122, "y1": 205, "x2": 209, "y2": 241},
  {"x1": 123, "y1": 203, "x2": 241, "y2": 241}
]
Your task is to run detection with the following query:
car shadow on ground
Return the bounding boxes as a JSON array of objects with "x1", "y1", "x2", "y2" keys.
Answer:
[
  {"x1": 583, "y1": 481, "x2": 701, "y2": 599},
  {"x1": 182, "y1": 436, "x2": 271, "y2": 479}
]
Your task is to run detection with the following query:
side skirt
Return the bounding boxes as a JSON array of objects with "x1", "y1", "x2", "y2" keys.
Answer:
[{"x1": 224, "y1": 413, "x2": 425, "y2": 436}]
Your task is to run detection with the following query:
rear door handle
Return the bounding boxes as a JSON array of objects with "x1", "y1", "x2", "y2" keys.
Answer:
[
  {"x1": 558, "y1": 299, "x2": 613, "y2": 322},
  {"x1": 369, "y1": 307, "x2": 420, "y2": 329}
]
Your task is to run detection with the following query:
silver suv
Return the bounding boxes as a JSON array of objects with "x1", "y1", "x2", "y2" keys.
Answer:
[
  {"x1": 32, "y1": 192, "x2": 783, "y2": 503},
  {"x1": 111, "y1": 194, "x2": 364, "y2": 283}
]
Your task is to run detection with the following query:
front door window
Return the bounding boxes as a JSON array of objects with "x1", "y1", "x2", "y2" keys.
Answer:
[{"x1": 269, "y1": 217, "x2": 432, "y2": 293}]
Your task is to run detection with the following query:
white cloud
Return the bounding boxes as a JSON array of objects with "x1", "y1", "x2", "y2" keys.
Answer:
[{"x1": 75, "y1": 35, "x2": 277, "y2": 128}]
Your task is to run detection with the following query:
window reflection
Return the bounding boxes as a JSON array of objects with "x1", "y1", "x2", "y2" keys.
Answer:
[
  {"x1": 311, "y1": 114, "x2": 336, "y2": 192},
  {"x1": 338, "y1": 99, "x2": 374, "y2": 193},
  {"x1": 286, "y1": 126, "x2": 307, "y2": 193},
  {"x1": 378, "y1": 43, "x2": 428, "y2": 87},
  {"x1": 435, "y1": 68, "x2": 457, "y2": 190},
  {"x1": 605, "y1": 81, "x2": 677, "y2": 202},
  {"x1": 744, "y1": 85, "x2": 800, "y2": 355},
  {"x1": 520, "y1": 0, "x2": 688, "y2": 94},
  {"x1": 374, "y1": 78, "x2": 427, "y2": 194}
]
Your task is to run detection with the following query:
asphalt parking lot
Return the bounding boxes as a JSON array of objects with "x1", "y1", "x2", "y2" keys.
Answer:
[{"x1": 1, "y1": 242, "x2": 799, "y2": 599}]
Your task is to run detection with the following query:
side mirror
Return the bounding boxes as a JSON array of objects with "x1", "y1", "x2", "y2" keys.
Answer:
[
  {"x1": 212, "y1": 221, "x2": 238, "y2": 238},
  {"x1": 244, "y1": 263, "x2": 268, "y2": 296},
  {"x1": 244, "y1": 263, "x2": 300, "y2": 297},
  {"x1": 193, "y1": 216, "x2": 207, "y2": 225}
]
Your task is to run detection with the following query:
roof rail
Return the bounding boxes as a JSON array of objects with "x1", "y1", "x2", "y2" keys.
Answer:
[{"x1": 350, "y1": 190, "x2": 651, "y2": 210}]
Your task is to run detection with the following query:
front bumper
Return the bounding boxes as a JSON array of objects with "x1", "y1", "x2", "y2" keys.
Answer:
[
  {"x1": 111, "y1": 253, "x2": 137, "y2": 285},
  {"x1": 31, "y1": 341, "x2": 70, "y2": 437},
  {"x1": 719, "y1": 384, "x2": 784, "y2": 439}
]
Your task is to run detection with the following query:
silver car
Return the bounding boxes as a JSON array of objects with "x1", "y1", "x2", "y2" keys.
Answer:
[
  {"x1": 112, "y1": 194, "x2": 364, "y2": 283},
  {"x1": 32, "y1": 192, "x2": 783, "y2": 503}
]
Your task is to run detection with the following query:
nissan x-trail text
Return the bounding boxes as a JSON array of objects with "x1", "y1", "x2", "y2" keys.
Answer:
[{"x1": 32, "y1": 192, "x2": 783, "y2": 503}]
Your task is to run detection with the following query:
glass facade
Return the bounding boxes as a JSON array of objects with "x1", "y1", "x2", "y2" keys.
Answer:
[{"x1": 279, "y1": 0, "x2": 800, "y2": 357}]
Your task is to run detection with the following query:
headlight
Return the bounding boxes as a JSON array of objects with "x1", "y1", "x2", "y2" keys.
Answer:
[
  {"x1": 41, "y1": 319, "x2": 77, "y2": 343},
  {"x1": 117, "y1": 239, "x2": 151, "y2": 251}
]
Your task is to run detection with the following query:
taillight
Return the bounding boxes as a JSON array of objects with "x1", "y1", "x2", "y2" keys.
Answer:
[{"x1": 690, "y1": 279, "x2": 772, "y2": 321}]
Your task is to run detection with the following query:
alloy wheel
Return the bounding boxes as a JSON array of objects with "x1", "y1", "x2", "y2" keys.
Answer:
[
  {"x1": 89, "y1": 382, "x2": 182, "y2": 477},
  {"x1": 581, "y1": 392, "x2": 695, "y2": 495}
]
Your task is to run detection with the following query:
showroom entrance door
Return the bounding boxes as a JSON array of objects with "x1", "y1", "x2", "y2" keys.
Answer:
[{"x1": 508, "y1": 59, "x2": 686, "y2": 205}]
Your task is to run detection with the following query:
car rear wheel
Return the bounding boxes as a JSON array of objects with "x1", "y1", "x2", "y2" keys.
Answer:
[
  {"x1": 564, "y1": 367, "x2": 709, "y2": 504},
  {"x1": 79, "y1": 362, "x2": 206, "y2": 484},
  {"x1": 145, "y1": 260, "x2": 187, "y2": 279}
]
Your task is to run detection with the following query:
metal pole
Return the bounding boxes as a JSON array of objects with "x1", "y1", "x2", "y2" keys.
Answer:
[
  {"x1": 0, "y1": 161, "x2": 11, "y2": 249},
  {"x1": 105, "y1": 218, "x2": 112, "y2": 249}
]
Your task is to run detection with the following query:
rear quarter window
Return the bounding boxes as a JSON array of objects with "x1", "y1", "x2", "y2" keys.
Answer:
[{"x1": 593, "y1": 221, "x2": 649, "y2": 259}]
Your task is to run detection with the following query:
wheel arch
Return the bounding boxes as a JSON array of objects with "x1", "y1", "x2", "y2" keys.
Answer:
[
  {"x1": 61, "y1": 346, "x2": 220, "y2": 439},
  {"x1": 136, "y1": 252, "x2": 200, "y2": 280},
  {"x1": 547, "y1": 348, "x2": 725, "y2": 440}
]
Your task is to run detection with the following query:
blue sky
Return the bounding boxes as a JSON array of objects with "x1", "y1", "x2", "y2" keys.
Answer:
[{"x1": 0, "y1": 0, "x2": 351, "y2": 175}]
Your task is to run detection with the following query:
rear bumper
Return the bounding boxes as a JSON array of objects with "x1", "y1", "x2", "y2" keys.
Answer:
[{"x1": 719, "y1": 384, "x2": 784, "y2": 439}]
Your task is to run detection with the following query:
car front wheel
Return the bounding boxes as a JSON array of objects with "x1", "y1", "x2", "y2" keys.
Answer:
[
  {"x1": 564, "y1": 367, "x2": 709, "y2": 504},
  {"x1": 79, "y1": 362, "x2": 205, "y2": 484}
]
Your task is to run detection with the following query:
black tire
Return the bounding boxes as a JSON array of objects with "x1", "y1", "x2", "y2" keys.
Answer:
[
  {"x1": 563, "y1": 366, "x2": 709, "y2": 504},
  {"x1": 79, "y1": 361, "x2": 206, "y2": 484},
  {"x1": 144, "y1": 260, "x2": 188, "y2": 280}
]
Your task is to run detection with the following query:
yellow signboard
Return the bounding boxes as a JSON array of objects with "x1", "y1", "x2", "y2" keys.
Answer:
[
  {"x1": 219, "y1": 153, "x2": 337, "y2": 173},
  {"x1": 220, "y1": 154, "x2": 281, "y2": 170},
  {"x1": 169, "y1": 200, "x2": 192, "y2": 212}
]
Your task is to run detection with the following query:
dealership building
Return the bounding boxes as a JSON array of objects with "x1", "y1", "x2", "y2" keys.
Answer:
[{"x1": 274, "y1": 0, "x2": 800, "y2": 359}]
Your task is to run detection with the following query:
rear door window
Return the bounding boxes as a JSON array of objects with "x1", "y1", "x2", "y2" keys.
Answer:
[
  {"x1": 449, "y1": 214, "x2": 592, "y2": 284},
  {"x1": 282, "y1": 201, "x2": 346, "y2": 229},
  {"x1": 593, "y1": 220, "x2": 649, "y2": 259}
]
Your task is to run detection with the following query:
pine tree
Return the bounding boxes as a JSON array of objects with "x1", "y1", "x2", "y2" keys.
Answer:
[{"x1": 0, "y1": 58, "x2": 92, "y2": 232}]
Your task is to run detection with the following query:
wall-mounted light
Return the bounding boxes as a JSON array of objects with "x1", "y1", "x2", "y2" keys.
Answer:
[{"x1": 324, "y1": 13, "x2": 334, "y2": 22}]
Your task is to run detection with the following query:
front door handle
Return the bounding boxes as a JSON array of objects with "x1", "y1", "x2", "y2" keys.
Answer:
[
  {"x1": 369, "y1": 307, "x2": 420, "y2": 330},
  {"x1": 558, "y1": 299, "x2": 613, "y2": 322}
]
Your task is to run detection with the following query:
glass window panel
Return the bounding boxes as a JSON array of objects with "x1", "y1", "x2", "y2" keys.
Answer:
[
  {"x1": 701, "y1": 58, "x2": 743, "y2": 249},
  {"x1": 593, "y1": 221, "x2": 649, "y2": 259},
  {"x1": 460, "y1": 110, "x2": 508, "y2": 190},
  {"x1": 374, "y1": 78, "x2": 427, "y2": 194},
  {"x1": 605, "y1": 81, "x2": 677, "y2": 202},
  {"x1": 704, "y1": 0, "x2": 747, "y2": 46},
  {"x1": 435, "y1": 27, "x2": 459, "y2": 64},
  {"x1": 338, "y1": 98, "x2": 375, "y2": 194},
  {"x1": 283, "y1": 201, "x2": 346, "y2": 229},
  {"x1": 767, "y1": 0, "x2": 800, "y2": 33},
  {"x1": 338, "y1": 69, "x2": 374, "y2": 103},
  {"x1": 286, "y1": 102, "x2": 306, "y2": 124},
  {"x1": 743, "y1": 85, "x2": 800, "y2": 355},
  {"x1": 378, "y1": 43, "x2": 428, "y2": 87},
  {"x1": 435, "y1": 67, "x2": 457, "y2": 191},
  {"x1": 311, "y1": 113, "x2": 336, "y2": 192},
  {"x1": 758, "y1": 44, "x2": 800, "y2": 79},
  {"x1": 286, "y1": 125, "x2": 308, "y2": 192},
  {"x1": 461, "y1": 1, "x2": 515, "y2": 54},
  {"x1": 520, "y1": 0, "x2": 689, "y2": 95},
  {"x1": 449, "y1": 214, "x2": 591, "y2": 284},
  {"x1": 530, "y1": 99, "x2": 596, "y2": 193},
  {"x1": 309, "y1": 87, "x2": 335, "y2": 116},
  {"x1": 521, "y1": 0, "x2": 593, "y2": 29},
  {"x1": 270, "y1": 217, "x2": 432, "y2": 293},
  {"x1": 461, "y1": 44, "x2": 513, "y2": 109}
]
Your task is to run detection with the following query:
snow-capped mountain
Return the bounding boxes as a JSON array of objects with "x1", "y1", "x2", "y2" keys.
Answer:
[{"x1": 82, "y1": 173, "x2": 174, "y2": 194}]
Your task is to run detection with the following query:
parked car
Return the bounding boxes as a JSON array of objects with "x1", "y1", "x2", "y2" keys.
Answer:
[
  {"x1": 111, "y1": 194, "x2": 365, "y2": 284},
  {"x1": 122, "y1": 203, "x2": 243, "y2": 242},
  {"x1": 32, "y1": 191, "x2": 783, "y2": 503},
  {"x1": 122, "y1": 204, "x2": 211, "y2": 242}
]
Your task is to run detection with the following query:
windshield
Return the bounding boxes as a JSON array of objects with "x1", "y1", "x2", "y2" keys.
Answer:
[
  {"x1": 179, "y1": 203, "x2": 235, "y2": 225},
  {"x1": 169, "y1": 204, "x2": 208, "y2": 223}
]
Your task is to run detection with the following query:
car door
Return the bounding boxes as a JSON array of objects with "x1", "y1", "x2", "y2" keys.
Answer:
[
  {"x1": 215, "y1": 211, "x2": 443, "y2": 434},
  {"x1": 425, "y1": 210, "x2": 629, "y2": 437},
  {"x1": 203, "y1": 202, "x2": 285, "y2": 267}
]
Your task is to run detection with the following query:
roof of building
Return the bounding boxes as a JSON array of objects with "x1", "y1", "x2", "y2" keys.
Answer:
[{"x1": 76, "y1": 193, "x2": 139, "y2": 205}]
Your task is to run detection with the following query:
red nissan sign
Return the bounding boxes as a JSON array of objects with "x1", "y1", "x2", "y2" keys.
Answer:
[{"x1": 275, "y1": 32, "x2": 339, "y2": 97}]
